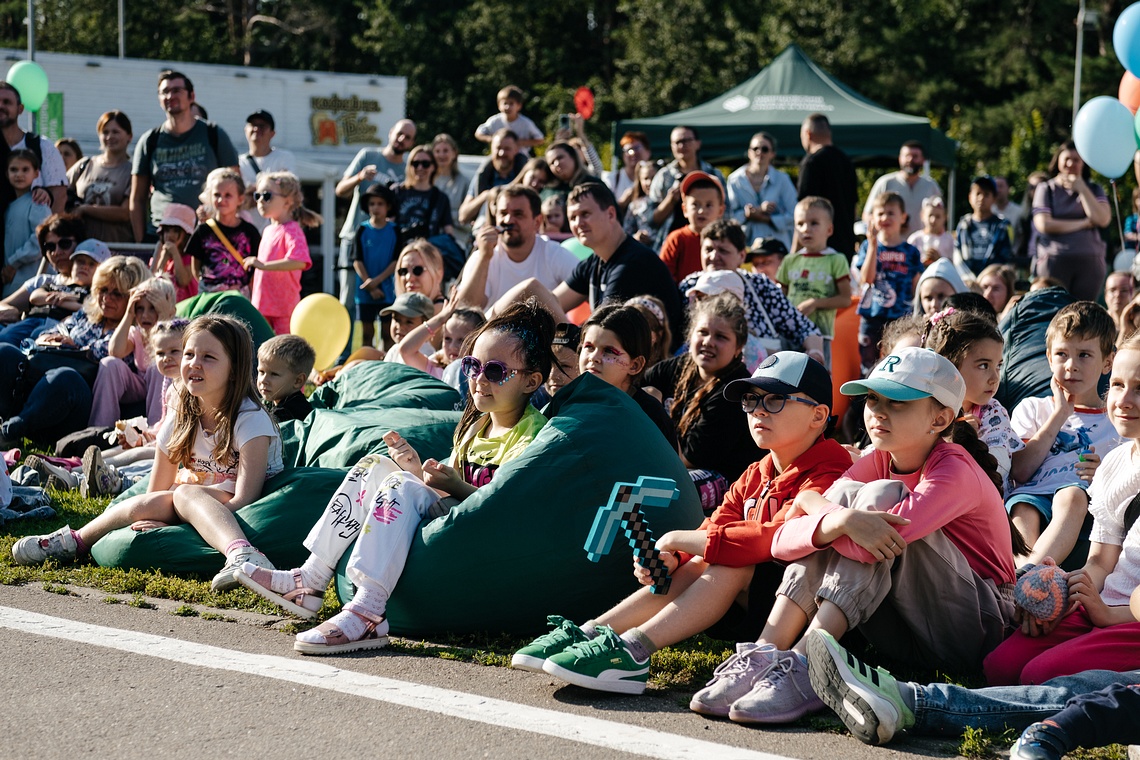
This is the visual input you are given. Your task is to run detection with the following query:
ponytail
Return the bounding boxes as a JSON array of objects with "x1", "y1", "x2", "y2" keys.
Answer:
[{"x1": 944, "y1": 419, "x2": 1029, "y2": 557}]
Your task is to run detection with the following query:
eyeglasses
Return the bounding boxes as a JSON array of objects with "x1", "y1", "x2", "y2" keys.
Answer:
[
  {"x1": 672, "y1": 137, "x2": 696, "y2": 146},
  {"x1": 253, "y1": 191, "x2": 275, "y2": 202},
  {"x1": 44, "y1": 238, "x2": 76, "y2": 253},
  {"x1": 411, "y1": 160, "x2": 434, "y2": 169},
  {"x1": 96, "y1": 287, "x2": 126, "y2": 299},
  {"x1": 397, "y1": 265, "x2": 426, "y2": 277},
  {"x1": 459, "y1": 356, "x2": 522, "y2": 385},
  {"x1": 749, "y1": 145, "x2": 772, "y2": 154},
  {"x1": 739, "y1": 393, "x2": 818, "y2": 415}
]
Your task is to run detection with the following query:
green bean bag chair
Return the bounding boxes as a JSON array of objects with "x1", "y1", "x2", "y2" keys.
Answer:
[
  {"x1": 336, "y1": 372, "x2": 706, "y2": 636},
  {"x1": 175, "y1": 291, "x2": 275, "y2": 352},
  {"x1": 309, "y1": 361, "x2": 461, "y2": 412},
  {"x1": 89, "y1": 467, "x2": 347, "y2": 575}
]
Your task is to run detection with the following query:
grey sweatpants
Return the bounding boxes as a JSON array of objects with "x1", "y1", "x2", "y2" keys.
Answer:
[{"x1": 779, "y1": 479, "x2": 1014, "y2": 671}]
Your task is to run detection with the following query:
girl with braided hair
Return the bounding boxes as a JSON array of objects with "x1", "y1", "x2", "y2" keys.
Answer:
[
  {"x1": 642, "y1": 292, "x2": 758, "y2": 514},
  {"x1": 923, "y1": 306, "x2": 1022, "y2": 493}
]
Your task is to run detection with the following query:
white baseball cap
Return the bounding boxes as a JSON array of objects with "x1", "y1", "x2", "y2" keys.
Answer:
[{"x1": 840, "y1": 346, "x2": 966, "y2": 412}]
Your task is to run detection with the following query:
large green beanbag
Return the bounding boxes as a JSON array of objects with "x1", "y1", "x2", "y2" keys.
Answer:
[
  {"x1": 175, "y1": 291, "x2": 275, "y2": 352},
  {"x1": 89, "y1": 468, "x2": 347, "y2": 574},
  {"x1": 310, "y1": 361, "x2": 461, "y2": 412},
  {"x1": 338, "y1": 373, "x2": 706, "y2": 636},
  {"x1": 297, "y1": 407, "x2": 460, "y2": 469}
]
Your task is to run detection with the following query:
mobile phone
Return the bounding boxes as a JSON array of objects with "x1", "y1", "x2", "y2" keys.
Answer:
[{"x1": 558, "y1": 114, "x2": 571, "y2": 131}]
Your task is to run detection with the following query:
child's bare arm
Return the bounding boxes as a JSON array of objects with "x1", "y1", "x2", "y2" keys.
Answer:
[
  {"x1": 382, "y1": 430, "x2": 423, "y2": 478},
  {"x1": 228, "y1": 435, "x2": 271, "y2": 510},
  {"x1": 1010, "y1": 381, "x2": 1075, "y2": 484}
]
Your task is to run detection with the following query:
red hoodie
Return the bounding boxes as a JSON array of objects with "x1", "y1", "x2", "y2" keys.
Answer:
[{"x1": 677, "y1": 436, "x2": 851, "y2": 568}]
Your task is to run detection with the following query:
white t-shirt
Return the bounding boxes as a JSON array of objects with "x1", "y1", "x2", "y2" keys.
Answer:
[
  {"x1": 239, "y1": 148, "x2": 298, "y2": 232},
  {"x1": 1087, "y1": 442, "x2": 1140, "y2": 606},
  {"x1": 474, "y1": 113, "x2": 543, "y2": 155},
  {"x1": 474, "y1": 236, "x2": 580, "y2": 307},
  {"x1": 14, "y1": 134, "x2": 67, "y2": 189},
  {"x1": 157, "y1": 397, "x2": 283, "y2": 493},
  {"x1": 973, "y1": 397, "x2": 1023, "y2": 494},
  {"x1": 1007, "y1": 397, "x2": 1125, "y2": 498},
  {"x1": 384, "y1": 343, "x2": 435, "y2": 364}
]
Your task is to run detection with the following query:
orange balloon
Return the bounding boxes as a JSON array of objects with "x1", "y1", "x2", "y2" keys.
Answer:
[{"x1": 1119, "y1": 71, "x2": 1140, "y2": 114}]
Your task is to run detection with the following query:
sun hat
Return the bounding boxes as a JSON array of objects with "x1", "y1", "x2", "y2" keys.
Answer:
[{"x1": 686, "y1": 270, "x2": 745, "y2": 302}]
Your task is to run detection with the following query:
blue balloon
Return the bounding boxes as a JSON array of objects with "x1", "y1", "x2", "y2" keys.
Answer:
[
  {"x1": 1117, "y1": 3, "x2": 1140, "y2": 78},
  {"x1": 1073, "y1": 96, "x2": 1136, "y2": 179}
]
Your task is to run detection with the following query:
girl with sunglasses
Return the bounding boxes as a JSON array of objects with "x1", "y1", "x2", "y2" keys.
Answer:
[
  {"x1": 243, "y1": 171, "x2": 321, "y2": 334},
  {"x1": 0, "y1": 214, "x2": 86, "y2": 325},
  {"x1": 236, "y1": 299, "x2": 556, "y2": 654}
]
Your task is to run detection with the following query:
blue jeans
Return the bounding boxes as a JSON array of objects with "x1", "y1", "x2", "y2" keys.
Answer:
[
  {"x1": 0, "y1": 342, "x2": 93, "y2": 444},
  {"x1": 912, "y1": 669, "x2": 1140, "y2": 736},
  {"x1": 0, "y1": 317, "x2": 51, "y2": 347}
]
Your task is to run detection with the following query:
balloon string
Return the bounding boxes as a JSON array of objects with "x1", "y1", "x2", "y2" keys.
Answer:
[{"x1": 1111, "y1": 180, "x2": 1126, "y2": 258}]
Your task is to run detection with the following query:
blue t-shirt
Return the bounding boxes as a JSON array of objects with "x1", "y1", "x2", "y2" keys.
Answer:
[
  {"x1": 853, "y1": 239, "x2": 923, "y2": 319},
  {"x1": 353, "y1": 221, "x2": 398, "y2": 305},
  {"x1": 955, "y1": 214, "x2": 1012, "y2": 275}
]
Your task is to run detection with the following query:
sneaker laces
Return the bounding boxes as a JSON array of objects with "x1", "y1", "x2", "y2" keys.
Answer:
[
  {"x1": 704, "y1": 645, "x2": 772, "y2": 686},
  {"x1": 567, "y1": 624, "x2": 622, "y2": 657},
  {"x1": 531, "y1": 616, "x2": 578, "y2": 646},
  {"x1": 754, "y1": 654, "x2": 797, "y2": 688}
]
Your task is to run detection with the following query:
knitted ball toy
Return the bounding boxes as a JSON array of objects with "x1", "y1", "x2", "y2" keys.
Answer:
[{"x1": 1014, "y1": 564, "x2": 1069, "y2": 622}]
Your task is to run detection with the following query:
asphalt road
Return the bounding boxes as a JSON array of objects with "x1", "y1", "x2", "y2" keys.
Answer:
[{"x1": 0, "y1": 583, "x2": 969, "y2": 760}]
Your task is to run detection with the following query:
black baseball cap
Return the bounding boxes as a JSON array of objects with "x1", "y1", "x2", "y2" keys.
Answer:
[
  {"x1": 723, "y1": 351, "x2": 833, "y2": 408},
  {"x1": 246, "y1": 110, "x2": 275, "y2": 130}
]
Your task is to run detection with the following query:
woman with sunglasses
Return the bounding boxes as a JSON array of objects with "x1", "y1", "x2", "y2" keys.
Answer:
[
  {"x1": 395, "y1": 239, "x2": 447, "y2": 313},
  {"x1": 393, "y1": 145, "x2": 454, "y2": 250},
  {"x1": 236, "y1": 299, "x2": 557, "y2": 655},
  {"x1": 0, "y1": 254, "x2": 151, "y2": 447},
  {"x1": 727, "y1": 132, "x2": 798, "y2": 250},
  {"x1": 0, "y1": 213, "x2": 86, "y2": 327}
]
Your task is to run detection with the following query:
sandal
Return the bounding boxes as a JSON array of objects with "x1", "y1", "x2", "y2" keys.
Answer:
[
  {"x1": 235, "y1": 565, "x2": 324, "y2": 620},
  {"x1": 293, "y1": 606, "x2": 389, "y2": 655}
]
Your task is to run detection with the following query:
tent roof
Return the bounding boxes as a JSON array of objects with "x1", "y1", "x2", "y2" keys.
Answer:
[{"x1": 616, "y1": 44, "x2": 957, "y2": 166}]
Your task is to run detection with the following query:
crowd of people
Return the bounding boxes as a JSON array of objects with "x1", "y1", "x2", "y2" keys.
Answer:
[{"x1": 2, "y1": 72, "x2": 1140, "y2": 760}]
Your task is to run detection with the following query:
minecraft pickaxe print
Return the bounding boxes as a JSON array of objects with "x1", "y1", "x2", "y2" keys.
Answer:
[{"x1": 584, "y1": 476, "x2": 679, "y2": 595}]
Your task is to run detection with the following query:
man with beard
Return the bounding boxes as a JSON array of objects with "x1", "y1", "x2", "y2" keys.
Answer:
[
  {"x1": 862, "y1": 141, "x2": 941, "y2": 238},
  {"x1": 453, "y1": 185, "x2": 579, "y2": 310},
  {"x1": 459, "y1": 128, "x2": 525, "y2": 230},
  {"x1": 131, "y1": 70, "x2": 240, "y2": 242}
]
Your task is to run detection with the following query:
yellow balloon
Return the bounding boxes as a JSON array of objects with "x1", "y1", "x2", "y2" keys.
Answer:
[{"x1": 290, "y1": 293, "x2": 350, "y2": 370}]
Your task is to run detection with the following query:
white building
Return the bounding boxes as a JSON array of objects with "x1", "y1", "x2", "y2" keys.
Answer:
[{"x1": 1, "y1": 49, "x2": 407, "y2": 293}]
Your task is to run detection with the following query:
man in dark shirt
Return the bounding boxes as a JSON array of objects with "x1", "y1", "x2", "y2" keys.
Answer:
[
  {"x1": 796, "y1": 114, "x2": 857, "y2": 259},
  {"x1": 490, "y1": 183, "x2": 683, "y2": 345}
]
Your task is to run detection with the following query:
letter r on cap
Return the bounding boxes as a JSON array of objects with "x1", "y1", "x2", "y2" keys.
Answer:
[{"x1": 882, "y1": 355, "x2": 901, "y2": 373}]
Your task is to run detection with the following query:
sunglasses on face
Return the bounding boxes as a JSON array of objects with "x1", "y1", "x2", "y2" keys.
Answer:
[
  {"x1": 44, "y1": 238, "x2": 76, "y2": 253},
  {"x1": 96, "y1": 287, "x2": 126, "y2": 299},
  {"x1": 253, "y1": 191, "x2": 275, "y2": 202},
  {"x1": 459, "y1": 356, "x2": 522, "y2": 385},
  {"x1": 749, "y1": 145, "x2": 772, "y2": 154},
  {"x1": 398, "y1": 265, "x2": 426, "y2": 277},
  {"x1": 411, "y1": 160, "x2": 434, "y2": 169},
  {"x1": 740, "y1": 392, "x2": 818, "y2": 415}
]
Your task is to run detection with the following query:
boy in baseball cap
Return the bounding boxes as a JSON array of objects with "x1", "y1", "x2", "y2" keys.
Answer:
[
  {"x1": 380, "y1": 292, "x2": 435, "y2": 362},
  {"x1": 516, "y1": 351, "x2": 852, "y2": 698}
]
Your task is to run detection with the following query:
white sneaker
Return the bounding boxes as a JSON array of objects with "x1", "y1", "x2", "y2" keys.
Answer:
[
  {"x1": 11, "y1": 525, "x2": 78, "y2": 565},
  {"x1": 212, "y1": 547, "x2": 273, "y2": 592},
  {"x1": 729, "y1": 651, "x2": 825, "y2": 724},
  {"x1": 689, "y1": 642, "x2": 780, "y2": 717}
]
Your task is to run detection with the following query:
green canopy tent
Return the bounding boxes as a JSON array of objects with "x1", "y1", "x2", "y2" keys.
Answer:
[{"x1": 615, "y1": 44, "x2": 958, "y2": 167}]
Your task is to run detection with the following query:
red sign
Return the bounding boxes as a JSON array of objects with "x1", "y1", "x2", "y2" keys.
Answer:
[{"x1": 574, "y1": 87, "x2": 595, "y2": 120}]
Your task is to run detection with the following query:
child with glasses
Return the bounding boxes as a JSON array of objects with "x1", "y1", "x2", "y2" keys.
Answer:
[
  {"x1": 244, "y1": 171, "x2": 321, "y2": 334},
  {"x1": 511, "y1": 352, "x2": 851, "y2": 696},
  {"x1": 235, "y1": 299, "x2": 556, "y2": 654}
]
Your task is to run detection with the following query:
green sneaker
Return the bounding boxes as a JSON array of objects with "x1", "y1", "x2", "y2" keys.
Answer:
[
  {"x1": 806, "y1": 630, "x2": 914, "y2": 745},
  {"x1": 542, "y1": 625, "x2": 649, "y2": 695},
  {"x1": 511, "y1": 616, "x2": 593, "y2": 673}
]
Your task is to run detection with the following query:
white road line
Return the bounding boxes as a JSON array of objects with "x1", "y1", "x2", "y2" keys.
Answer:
[{"x1": 0, "y1": 605, "x2": 794, "y2": 760}]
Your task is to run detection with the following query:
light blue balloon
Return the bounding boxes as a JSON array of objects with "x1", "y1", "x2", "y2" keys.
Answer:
[
  {"x1": 1073, "y1": 96, "x2": 1136, "y2": 179},
  {"x1": 1116, "y1": 2, "x2": 1140, "y2": 78}
]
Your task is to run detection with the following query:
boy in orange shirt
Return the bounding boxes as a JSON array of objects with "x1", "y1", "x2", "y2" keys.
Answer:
[{"x1": 660, "y1": 171, "x2": 725, "y2": 283}]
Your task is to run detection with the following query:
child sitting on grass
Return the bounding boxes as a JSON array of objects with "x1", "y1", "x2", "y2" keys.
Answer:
[
  {"x1": 512, "y1": 352, "x2": 851, "y2": 695},
  {"x1": 256, "y1": 334, "x2": 315, "y2": 424},
  {"x1": 1007, "y1": 302, "x2": 1124, "y2": 570}
]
